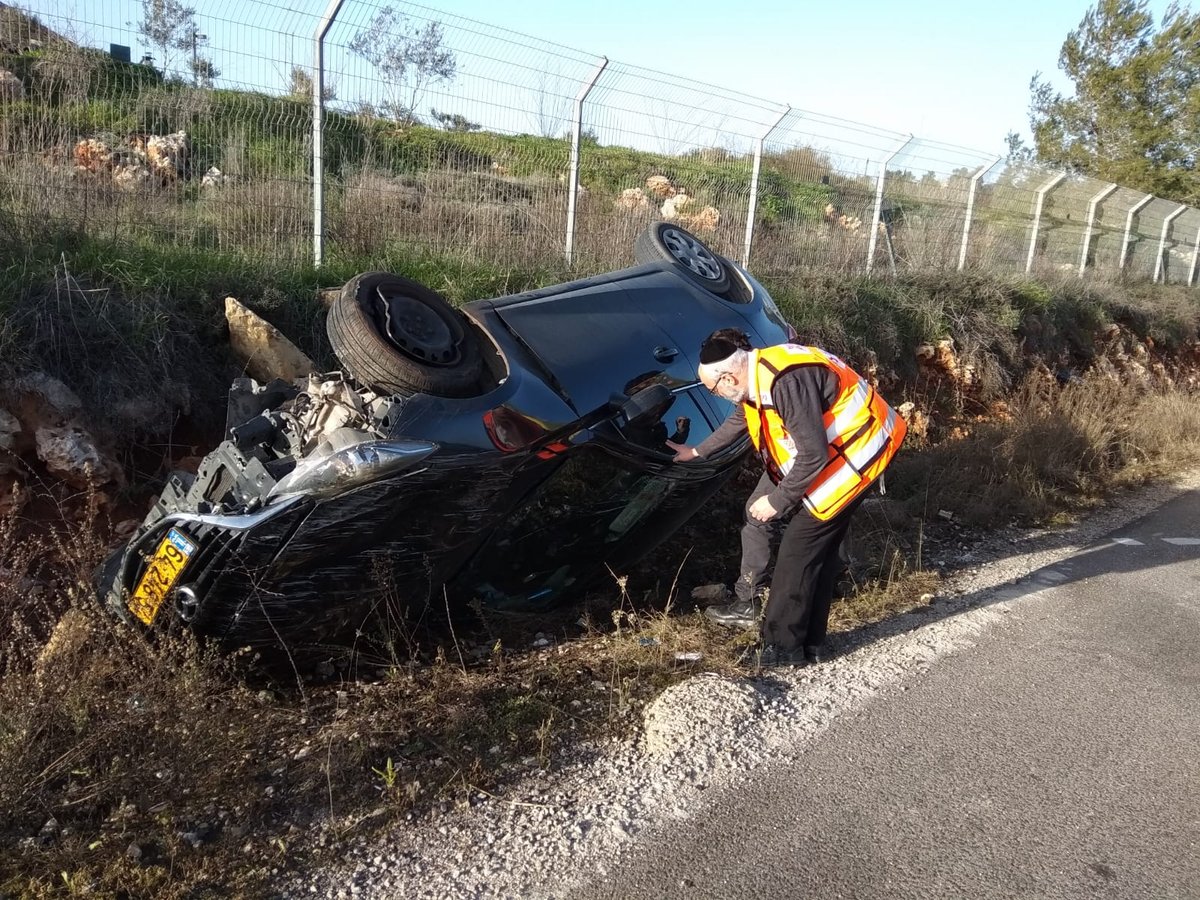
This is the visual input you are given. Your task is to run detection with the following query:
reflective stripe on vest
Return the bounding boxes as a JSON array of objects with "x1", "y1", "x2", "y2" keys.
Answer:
[{"x1": 743, "y1": 345, "x2": 907, "y2": 521}]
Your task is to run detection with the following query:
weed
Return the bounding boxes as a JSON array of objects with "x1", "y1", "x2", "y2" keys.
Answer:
[{"x1": 372, "y1": 757, "x2": 399, "y2": 793}]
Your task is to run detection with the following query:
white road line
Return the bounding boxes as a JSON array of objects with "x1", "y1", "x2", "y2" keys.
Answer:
[
  {"x1": 1161, "y1": 537, "x2": 1200, "y2": 546},
  {"x1": 1112, "y1": 538, "x2": 1144, "y2": 546}
]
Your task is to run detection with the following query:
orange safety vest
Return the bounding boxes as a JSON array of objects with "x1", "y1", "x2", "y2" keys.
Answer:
[{"x1": 743, "y1": 345, "x2": 906, "y2": 521}]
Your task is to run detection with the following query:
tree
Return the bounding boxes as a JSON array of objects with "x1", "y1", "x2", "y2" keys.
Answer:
[
  {"x1": 1003, "y1": 131, "x2": 1034, "y2": 166},
  {"x1": 189, "y1": 54, "x2": 219, "y2": 88},
  {"x1": 132, "y1": 0, "x2": 195, "y2": 77},
  {"x1": 288, "y1": 64, "x2": 336, "y2": 102},
  {"x1": 1029, "y1": 0, "x2": 1200, "y2": 202},
  {"x1": 430, "y1": 109, "x2": 481, "y2": 132},
  {"x1": 348, "y1": 9, "x2": 456, "y2": 124},
  {"x1": 530, "y1": 68, "x2": 571, "y2": 139}
]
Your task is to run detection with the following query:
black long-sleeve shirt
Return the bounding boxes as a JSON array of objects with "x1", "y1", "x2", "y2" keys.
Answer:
[{"x1": 695, "y1": 365, "x2": 840, "y2": 513}]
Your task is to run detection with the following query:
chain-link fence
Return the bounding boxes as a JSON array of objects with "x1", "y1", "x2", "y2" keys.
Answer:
[{"x1": 3, "y1": 0, "x2": 1200, "y2": 285}]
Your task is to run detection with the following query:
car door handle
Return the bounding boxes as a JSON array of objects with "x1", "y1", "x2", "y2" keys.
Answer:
[{"x1": 653, "y1": 346, "x2": 678, "y2": 363}]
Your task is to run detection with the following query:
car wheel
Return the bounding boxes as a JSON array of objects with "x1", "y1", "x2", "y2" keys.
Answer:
[
  {"x1": 634, "y1": 222, "x2": 731, "y2": 294},
  {"x1": 327, "y1": 272, "x2": 484, "y2": 398},
  {"x1": 94, "y1": 545, "x2": 129, "y2": 619},
  {"x1": 717, "y1": 255, "x2": 755, "y2": 304}
]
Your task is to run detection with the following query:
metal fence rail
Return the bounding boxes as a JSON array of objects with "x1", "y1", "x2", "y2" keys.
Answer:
[{"x1": 3, "y1": 0, "x2": 1200, "y2": 285}]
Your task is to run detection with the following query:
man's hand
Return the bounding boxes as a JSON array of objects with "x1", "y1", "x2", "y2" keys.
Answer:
[
  {"x1": 748, "y1": 495, "x2": 778, "y2": 522},
  {"x1": 665, "y1": 441, "x2": 700, "y2": 462}
]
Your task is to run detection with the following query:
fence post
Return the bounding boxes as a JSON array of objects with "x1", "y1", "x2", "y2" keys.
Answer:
[
  {"x1": 1120, "y1": 193, "x2": 1154, "y2": 271},
  {"x1": 564, "y1": 57, "x2": 608, "y2": 267},
  {"x1": 1078, "y1": 182, "x2": 1118, "y2": 276},
  {"x1": 866, "y1": 135, "x2": 912, "y2": 274},
  {"x1": 312, "y1": 0, "x2": 346, "y2": 269},
  {"x1": 957, "y1": 156, "x2": 1000, "y2": 271},
  {"x1": 742, "y1": 105, "x2": 790, "y2": 268},
  {"x1": 1153, "y1": 203, "x2": 1188, "y2": 283},
  {"x1": 1189, "y1": 220, "x2": 1200, "y2": 287},
  {"x1": 1024, "y1": 172, "x2": 1067, "y2": 275}
]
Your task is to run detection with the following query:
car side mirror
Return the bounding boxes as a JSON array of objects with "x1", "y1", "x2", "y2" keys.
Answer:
[{"x1": 615, "y1": 383, "x2": 672, "y2": 426}]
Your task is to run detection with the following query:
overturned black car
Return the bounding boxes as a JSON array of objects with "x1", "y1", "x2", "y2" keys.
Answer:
[{"x1": 95, "y1": 224, "x2": 794, "y2": 651}]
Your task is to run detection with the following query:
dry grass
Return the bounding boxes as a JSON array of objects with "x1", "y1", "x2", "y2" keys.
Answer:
[
  {"x1": 5, "y1": 376, "x2": 1200, "y2": 895},
  {"x1": 888, "y1": 373, "x2": 1200, "y2": 527},
  {"x1": 0, "y1": 486, "x2": 756, "y2": 897}
]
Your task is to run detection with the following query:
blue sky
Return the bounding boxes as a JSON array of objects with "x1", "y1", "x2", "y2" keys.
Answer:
[
  {"x1": 447, "y1": 0, "x2": 1178, "y2": 154},
  {"x1": 19, "y1": 0, "x2": 1182, "y2": 167}
]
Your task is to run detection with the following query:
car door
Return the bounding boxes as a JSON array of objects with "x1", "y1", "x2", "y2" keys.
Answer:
[{"x1": 492, "y1": 278, "x2": 717, "y2": 423}]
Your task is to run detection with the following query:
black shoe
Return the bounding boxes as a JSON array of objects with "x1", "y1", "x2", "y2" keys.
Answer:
[
  {"x1": 704, "y1": 597, "x2": 762, "y2": 630},
  {"x1": 803, "y1": 645, "x2": 825, "y2": 664},
  {"x1": 756, "y1": 643, "x2": 809, "y2": 667}
]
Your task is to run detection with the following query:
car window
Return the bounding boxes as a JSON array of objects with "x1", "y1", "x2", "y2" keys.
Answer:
[{"x1": 464, "y1": 447, "x2": 692, "y2": 606}]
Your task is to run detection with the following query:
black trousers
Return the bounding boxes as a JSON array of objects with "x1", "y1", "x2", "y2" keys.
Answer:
[
  {"x1": 761, "y1": 493, "x2": 864, "y2": 651},
  {"x1": 733, "y1": 472, "x2": 784, "y2": 603}
]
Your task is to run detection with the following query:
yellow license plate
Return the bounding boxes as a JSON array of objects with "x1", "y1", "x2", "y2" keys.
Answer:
[{"x1": 127, "y1": 528, "x2": 197, "y2": 625}]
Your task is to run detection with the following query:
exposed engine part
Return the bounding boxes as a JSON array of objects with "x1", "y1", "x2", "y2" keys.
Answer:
[{"x1": 291, "y1": 373, "x2": 396, "y2": 456}]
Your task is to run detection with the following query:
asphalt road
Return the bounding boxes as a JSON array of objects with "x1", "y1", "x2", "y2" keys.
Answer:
[{"x1": 573, "y1": 490, "x2": 1200, "y2": 900}]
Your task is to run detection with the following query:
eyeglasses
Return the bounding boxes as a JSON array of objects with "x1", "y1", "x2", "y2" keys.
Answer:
[{"x1": 706, "y1": 373, "x2": 728, "y2": 396}]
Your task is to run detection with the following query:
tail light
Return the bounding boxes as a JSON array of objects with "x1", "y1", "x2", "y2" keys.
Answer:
[{"x1": 483, "y1": 406, "x2": 549, "y2": 452}]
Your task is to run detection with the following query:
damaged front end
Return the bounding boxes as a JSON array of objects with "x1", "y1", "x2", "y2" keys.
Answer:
[{"x1": 96, "y1": 373, "x2": 437, "y2": 644}]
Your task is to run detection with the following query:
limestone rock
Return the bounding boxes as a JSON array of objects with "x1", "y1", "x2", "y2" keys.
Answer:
[
  {"x1": 0, "y1": 408, "x2": 19, "y2": 452},
  {"x1": 644, "y1": 175, "x2": 676, "y2": 199},
  {"x1": 643, "y1": 676, "x2": 762, "y2": 758},
  {"x1": 615, "y1": 187, "x2": 651, "y2": 211},
  {"x1": 680, "y1": 205, "x2": 720, "y2": 232},
  {"x1": 201, "y1": 166, "x2": 228, "y2": 188},
  {"x1": 145, "y1": 130, "x2": 189, "y2": 180},
  {"x1": 72, "y1": 138, "x2": 115, "y2": 174},
  {"x1": 661, "y1": 192, "x2": 693, "y2": 219},
  {"x1": 34, "y1": 425, "x2": 123, "y2": 488},
  {"x1": 225, "y1": 296, "x2": 315, "y2": 383},
  {"x1": 690, "y1": 583, "x2": 730, "y2": 604},
  {"x1": 8, "y1": 372, "x2": 82, "y2": 434},
  {"x1": 113, "y1": 163, "x2": 150, "y2": 190},
  {"x1": 897, "y1": 401, "x2": 928, "y2": 440},
  {"x1": 0, "y1": 69, "x2": 23, "y2": 101}
]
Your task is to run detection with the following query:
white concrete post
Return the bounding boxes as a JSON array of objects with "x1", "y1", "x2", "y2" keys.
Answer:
[
  {"x1": 957, "y1": 156, "x2": 1000, "y2": 271},
  {"x1": 1189, "y1": 221, "x2": 1200, "y2": 287},
  {"x1": 564, "y1": 57, "x2": 608, "y2": 267},
  {"x1": 312, "y1": 0, "x2": 346, "y2": 268},
  {"x1": 1153, "y1": 204, "x2": 1188, "y2": 283},
  {"x1": 866, "y1": 135, "x2": 912, "y2": 274},
  {"x1": 1119, "y1": 193, "x2": 1154, "y2": 271},
  {"x1": 1078, "y1": 183, "x2": 1118, "y2": 276},
  {"x1": 742, "y1": 105, "x2": 791, "y2": 268},
  {"x1": 1024, "y1": 172, "x2": 1067, "y2": 274}
]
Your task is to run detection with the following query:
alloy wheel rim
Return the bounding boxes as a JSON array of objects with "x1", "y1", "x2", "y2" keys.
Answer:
[{"x1": 661, "y1": 227, "x2": 722, "y2": 280}]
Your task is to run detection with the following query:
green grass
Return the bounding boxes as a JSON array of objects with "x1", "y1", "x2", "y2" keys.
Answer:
[{"x1": 2, "y1": 219, "x2": 1196, "y2": 448}]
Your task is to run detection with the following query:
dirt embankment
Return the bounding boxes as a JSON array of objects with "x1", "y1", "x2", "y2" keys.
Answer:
[{"x1": 6, "y1": 267, "x2": 1200, "y2": 898}]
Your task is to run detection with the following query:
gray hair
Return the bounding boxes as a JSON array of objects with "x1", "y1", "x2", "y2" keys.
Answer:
[{"x1": 698, "y1": 347, "x2": 748, "y2": 382}]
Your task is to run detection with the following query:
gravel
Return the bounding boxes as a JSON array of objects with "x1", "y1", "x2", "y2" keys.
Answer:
[{"x1": 279, "y1": 470, "x2": 1200, "y2": 900}]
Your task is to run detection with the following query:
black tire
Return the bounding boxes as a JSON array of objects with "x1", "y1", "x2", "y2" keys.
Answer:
[
  {"x1": 327, "y1": 272, "x2": 484, "y2": 398},
  {"x1": 717, "y1": 255, "x2": 755, "y2": 304},
  {"x1": 634, "y1": 222, "x2": 731, "y2": 294},
  {"x1": 94, "y1": 545, "x2": 131, "y2": 622}
]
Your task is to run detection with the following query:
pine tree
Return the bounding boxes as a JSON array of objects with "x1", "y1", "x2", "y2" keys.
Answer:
[{"x1": 1029, "y1": 0, "x2": 1200, "y2": 202}]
